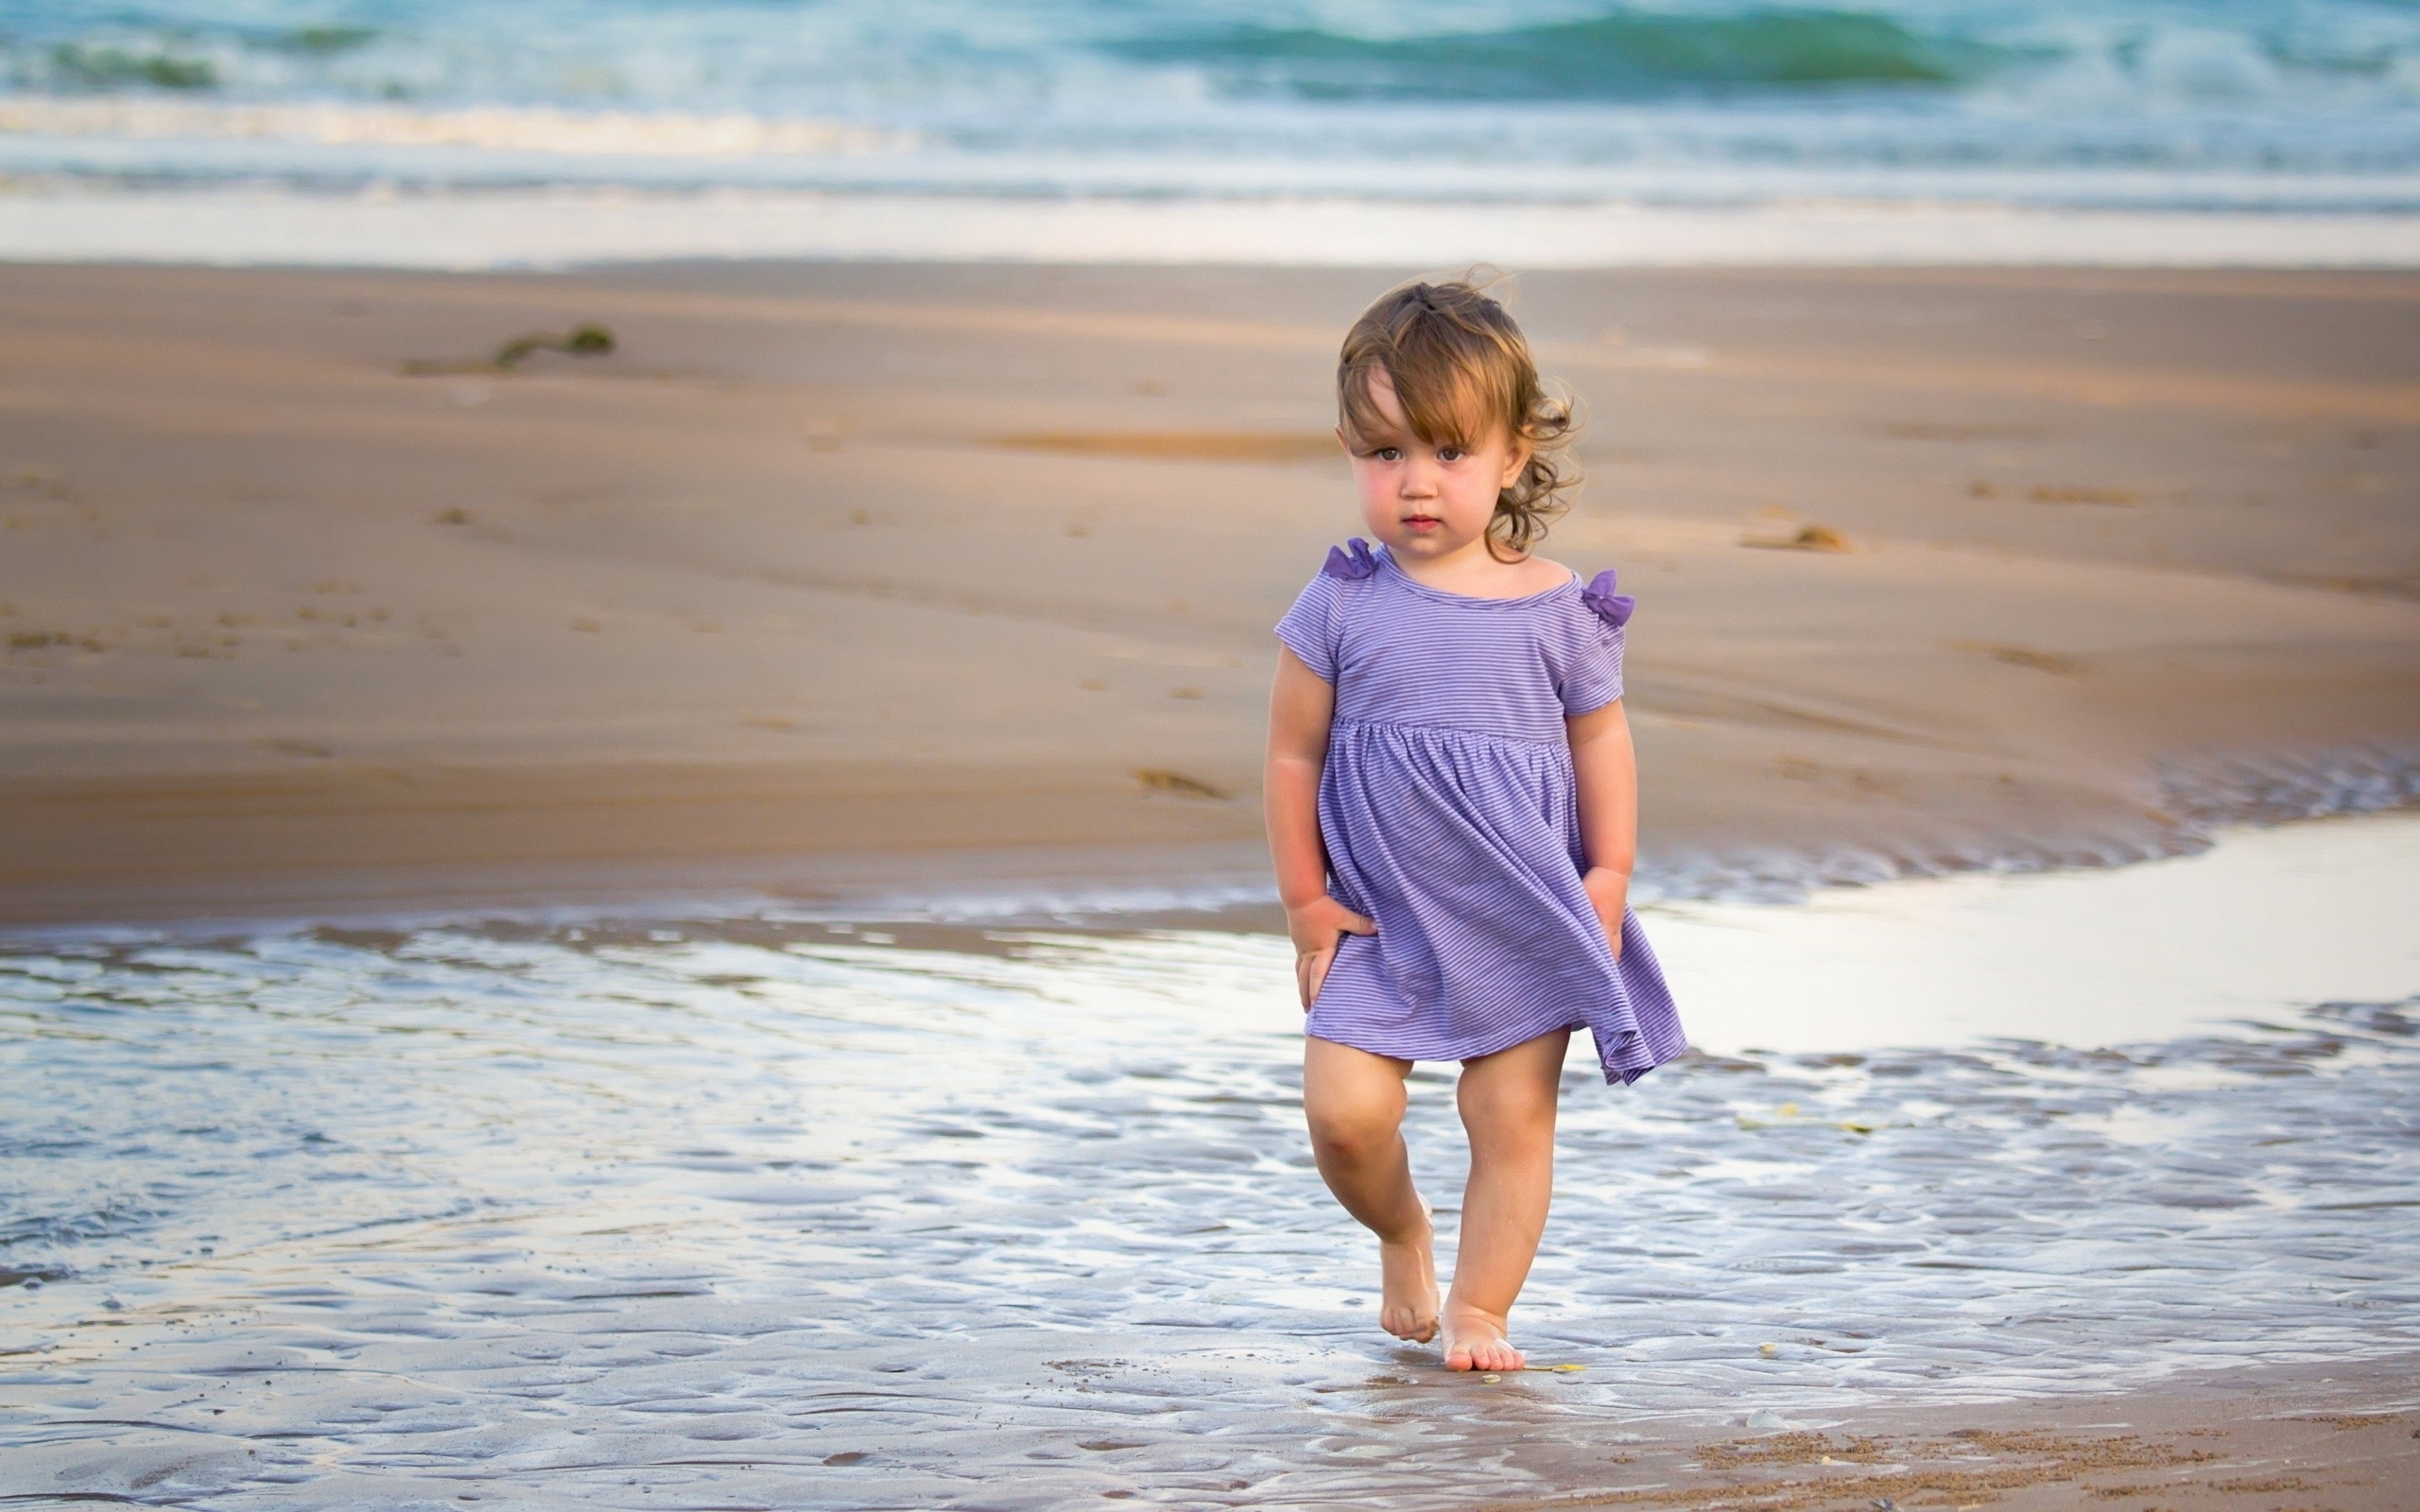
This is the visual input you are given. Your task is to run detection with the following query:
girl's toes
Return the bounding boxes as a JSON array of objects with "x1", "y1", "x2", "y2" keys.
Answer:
[
  {"x1": 1441, "y1": 1312, "x2": 1518, "y2": 1372},
  {"x1": 1380, "y1": 1303, "x2": 1436, "y2": 1342}
]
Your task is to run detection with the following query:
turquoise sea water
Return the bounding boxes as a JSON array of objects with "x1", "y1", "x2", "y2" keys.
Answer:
[{"x1": 4, "y1": 0, "x2": 2420, "y2": 210}]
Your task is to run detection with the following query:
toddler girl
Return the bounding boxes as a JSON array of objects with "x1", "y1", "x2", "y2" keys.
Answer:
[{"x1": 1265, "y1": 279, "x2": 1685, "y2": 1372}]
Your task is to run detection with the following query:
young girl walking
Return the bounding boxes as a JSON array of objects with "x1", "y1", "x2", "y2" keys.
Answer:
[{"x1": 1266, "y1": 279, "x2": 1686, "y2": 1373}]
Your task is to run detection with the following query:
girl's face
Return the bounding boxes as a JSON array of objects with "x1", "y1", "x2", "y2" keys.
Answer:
[{"x1": 1339, "y1": 366, "x2": 1531, "y2": 562}]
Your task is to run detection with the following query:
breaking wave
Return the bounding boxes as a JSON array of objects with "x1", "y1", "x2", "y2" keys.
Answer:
[{"x1": 2, "y1": 1, "x2": 2419, "y2": 204}]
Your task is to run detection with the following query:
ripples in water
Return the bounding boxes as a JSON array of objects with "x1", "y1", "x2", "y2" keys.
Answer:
[{"x1": 3, "y1": 823, "x2": 2418, "y2": 1506}]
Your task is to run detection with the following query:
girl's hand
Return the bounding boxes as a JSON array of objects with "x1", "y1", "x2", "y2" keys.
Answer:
[
  {"x1": 1286, "y1": 896, "x2": 1376, "y2": 1009},
  {"x1": 1582, "y1": 866, "x2": 1629, "y2": 962}
]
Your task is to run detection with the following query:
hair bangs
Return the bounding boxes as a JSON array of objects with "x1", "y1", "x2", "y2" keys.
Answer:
[{"x1": 1341, "y1": 352, "x2": 1505, "y2": 455}]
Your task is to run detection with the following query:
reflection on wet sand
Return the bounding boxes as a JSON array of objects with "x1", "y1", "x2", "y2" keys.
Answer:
[
  {"x1": 1655, "y1": 808, "x2": 2420, "y2": 1054},
  {"x1": 3, "y1": 816, "x2": 2416, "y2": 1505}
]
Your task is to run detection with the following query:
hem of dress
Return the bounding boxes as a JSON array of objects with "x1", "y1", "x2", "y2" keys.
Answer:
[
  {"x1": 1308, "y1": 1016, "x2": 1685, "y2": 1088},
  {"x1": 1601, "y1": 1011, "x2": 1693, "y2": 1081},
  {"x1": 1305, "y1": 1014, "x2": 1591, "y2": 1068},
  {"x1": 1598, "y1": 1035, "x2": 1686, "y2": 1087}
]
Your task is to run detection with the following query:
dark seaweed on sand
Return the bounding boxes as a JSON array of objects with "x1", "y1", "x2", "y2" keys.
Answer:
[{"x1": 403, "y1": 323, "x2": 614, "y2": 376}]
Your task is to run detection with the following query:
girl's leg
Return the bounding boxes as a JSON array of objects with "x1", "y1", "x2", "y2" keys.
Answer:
[
  {"x1": 1443, "y1": 1027, "x2": 1570, "y2": 1371},
  {"x1": 1303, "y1": 1034, "x2": 1438, "y2": 1343}
]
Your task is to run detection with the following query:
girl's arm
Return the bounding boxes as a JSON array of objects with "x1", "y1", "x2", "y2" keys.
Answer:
[
  {"x1": 1266, "y1": 647, "x2": 1375, "y2": 1008},
  {"x1": 1567, "y1": 699, "x2": 1636, "y2": 960}
]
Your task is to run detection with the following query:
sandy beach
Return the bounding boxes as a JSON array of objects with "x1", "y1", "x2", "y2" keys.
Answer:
[
  {"x1": 3, "y1": 260, "x2": 2416, "y2": 926},
  {"x1": 6, "y1": 256, "x2": 2419, "y2": 1508}
]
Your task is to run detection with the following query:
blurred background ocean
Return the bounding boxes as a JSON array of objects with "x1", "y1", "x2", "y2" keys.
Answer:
[{"x1": 6, "y1": 1, "x2": 2420, "y2": 264}]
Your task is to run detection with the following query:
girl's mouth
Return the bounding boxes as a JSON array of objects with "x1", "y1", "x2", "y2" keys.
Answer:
[{"x1": 1403, "y1": 515, "x2": 1442, "y2": 532}]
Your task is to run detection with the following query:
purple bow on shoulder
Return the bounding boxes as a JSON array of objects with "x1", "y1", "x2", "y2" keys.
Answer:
[
  {"x1": 1581, "y1": 568, "x2": 1634, "y2": 628},
  {"x1": 1321, "y1": 537, "x2": 1380, "y2": 580}
]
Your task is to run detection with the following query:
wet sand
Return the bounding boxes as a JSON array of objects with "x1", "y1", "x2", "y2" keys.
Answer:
[
  {"x1": 1499, "y1": 1384, "x2": 2420, "y2": 1512},
  {"x1": 4, "y1": 261, "x2": 2418, "y2": 924}
]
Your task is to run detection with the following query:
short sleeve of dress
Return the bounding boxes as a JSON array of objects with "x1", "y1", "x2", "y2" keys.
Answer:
[
  {"x1": 1557, "y1": 570, "x2": 1632, "y2": 716},
  {"x1": 1273, "y1": 571, "x2": 1342, "y2": 683}
]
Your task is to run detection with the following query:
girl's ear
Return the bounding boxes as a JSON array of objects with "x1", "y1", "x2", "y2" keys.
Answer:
[{"x1": 1499, "y1": 432, "x2": 1534, "y2": 488}]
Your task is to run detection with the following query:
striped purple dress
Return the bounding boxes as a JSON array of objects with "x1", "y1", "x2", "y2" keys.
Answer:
[{"x1": 1276, "y1": 538, "x2": 1686, "y2": 1085}]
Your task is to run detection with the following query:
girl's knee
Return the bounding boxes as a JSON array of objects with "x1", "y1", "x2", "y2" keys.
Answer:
[
  {"x1": 1458, "y1": 1083, "x2": 1558, "y2": 1152},
  {"x1": 1305, "y1": 1097, "x2": 1401, "y2": 1164}
]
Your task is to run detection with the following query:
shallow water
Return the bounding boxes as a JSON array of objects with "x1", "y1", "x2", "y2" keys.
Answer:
[
  {"x1": 4, "y1": 816, "x2": 2418, "y2": 1508},
  {"x1": 1659, "y1": 809, "x2": 2420, "y2": 1055}
]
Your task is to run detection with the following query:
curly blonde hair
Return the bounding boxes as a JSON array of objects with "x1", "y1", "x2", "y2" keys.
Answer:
[{"x1": 1337, "y1": 276, "x2": 1580, "y2": 560}]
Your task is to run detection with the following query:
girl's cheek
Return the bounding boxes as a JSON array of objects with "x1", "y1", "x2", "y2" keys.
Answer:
[{"x1": 1353, "y1": 469, "x2": 1399, "y2": 525}]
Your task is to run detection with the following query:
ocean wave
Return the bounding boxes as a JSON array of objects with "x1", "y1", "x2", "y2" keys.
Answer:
[
  {"x1": 15, "y1": 2, "x2": 2417, "y2": 113},
  {"x1": 2, "y1": 2, "x2": 2419, "y2": 207},
  {"x1": 0, "y1": 96, "x2": 910, "y2": 158},
  {"x1": 1108, "y1": 8, "x2": 2007, "y2": 100}
]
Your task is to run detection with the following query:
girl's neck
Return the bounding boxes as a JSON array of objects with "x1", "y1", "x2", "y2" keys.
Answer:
[{"x1": 1385, "y1": 537, "x2": 1569, "y2": 600}]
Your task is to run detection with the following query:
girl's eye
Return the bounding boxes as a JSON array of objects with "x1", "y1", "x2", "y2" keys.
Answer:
[
  {"x1": 1438, "y1": 447, "x2": 1465, "y2": 462},
  {"x1": 1374, "y1": 447, "x2": 1401, "y2": 462}
]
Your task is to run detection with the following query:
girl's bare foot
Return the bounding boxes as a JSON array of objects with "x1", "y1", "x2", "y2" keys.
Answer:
[
  {"x1": 1377, "y1": 1200, "x2": 1439, "y2": 1342},
  {"x1": 1440, "y1": 1303, "x2": 1524, "y2": 1372}
]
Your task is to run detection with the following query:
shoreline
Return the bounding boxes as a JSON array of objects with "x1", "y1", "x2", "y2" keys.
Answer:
[
  {"x1": 3, "y1": 259, "x2": 2416, "y2": 930},
  {"x1": 8, "y1": 187, "x2": 2420, "y2": 271},
  {"x1": 3, "y1": 749, "x2": 2414, "y2": 940}
]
